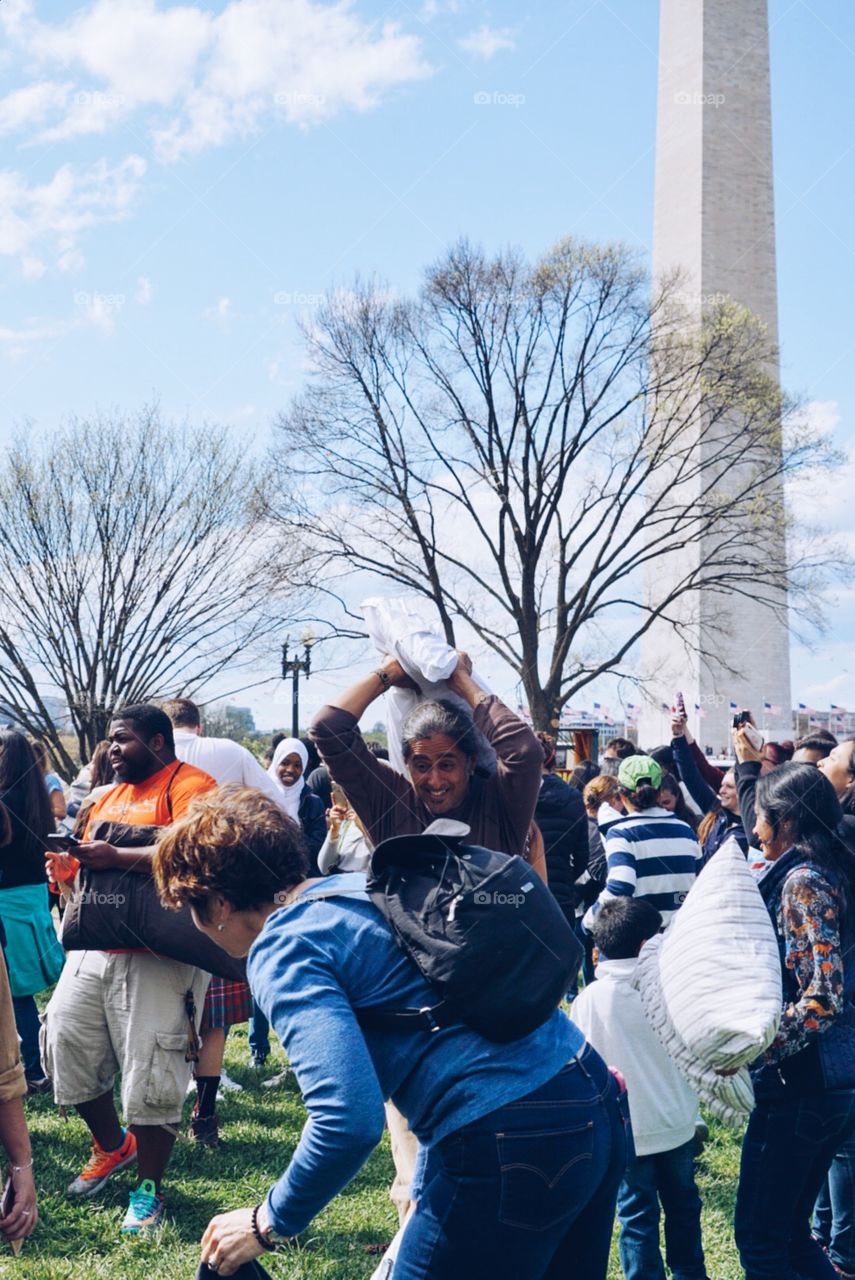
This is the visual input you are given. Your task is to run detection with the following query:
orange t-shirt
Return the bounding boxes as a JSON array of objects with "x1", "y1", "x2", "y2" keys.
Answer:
[
  {"x1": 84, "y1": 760, "x2": 216, "y2": 835},
  {"x1": 79, "y1": 760, "x2": 216, "y2": 954}
]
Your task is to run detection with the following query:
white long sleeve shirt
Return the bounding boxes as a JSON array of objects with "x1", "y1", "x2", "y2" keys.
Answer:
[
  {"x1": 571, "y1": 957, "x2": 697, "y2": 1156},
  {"x1": 173, "y1": 729, "x2": 287, "y2": 811}
]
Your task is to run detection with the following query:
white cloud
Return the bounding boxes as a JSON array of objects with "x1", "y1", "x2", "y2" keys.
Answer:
[
  {"x1": 0, "y1": 80, "x2": 71, "y2": 134},
  {"x1": 1, "y1": 0, "x2": 433, "y2": 160},
  {"x1": 0, "y1": 154, "x2": 146, "y2": 272},
  {"x1": 135, "y1": 274, "x2": 153, "y2": 304},
  {"x1": 205, "y1": 296, "x2": 232, "y2": 325},
  {"x1": 804, "y1": 671, "x2": 852, "y2": 701},
  {"x1": 458, "y1": 25, "x2": 516, "y2": 61},
  {"x1": 21, "y1": 255, "x2": 46, "y2": 279},
  {"x1": 0, "y1": 298, "x2": 122, "y2": 357}
]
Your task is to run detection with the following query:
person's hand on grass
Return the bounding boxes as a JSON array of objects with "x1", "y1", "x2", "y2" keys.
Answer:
[
  {"x1": 200, "y1": 1207, "x2": 263, "y2": 1275},
  {"x1": 0, "y1": 1163, "x2": 38, "y2": 1242}
]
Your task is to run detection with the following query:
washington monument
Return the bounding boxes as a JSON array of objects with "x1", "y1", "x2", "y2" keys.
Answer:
[{"x1": 638, "y1": 0, "x2": 792, "y2": 753}]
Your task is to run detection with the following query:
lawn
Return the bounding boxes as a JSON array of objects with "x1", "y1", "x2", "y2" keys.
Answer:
[{"x1": 4, "y1": 1024, "x2": 748, "y2": 1279}]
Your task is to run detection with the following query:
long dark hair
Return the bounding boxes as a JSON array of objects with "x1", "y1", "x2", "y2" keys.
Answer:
[
  {"x1": 660, "y1": 771, "x2": 700, "y2": 832},
  {"x1": 840, "y1": 740, "x2": 855, "y2": 818},
  {"x1": 756, "y1": 762, "x2": 851, "y2": 893},
  {"x1": 0, "y1": 729, "x2": 54, "y2": 860}
]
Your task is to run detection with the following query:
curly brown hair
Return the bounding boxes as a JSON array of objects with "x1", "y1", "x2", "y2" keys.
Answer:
[{"x1": 153, "y1": 785, "x2": 309, "y2": 917}]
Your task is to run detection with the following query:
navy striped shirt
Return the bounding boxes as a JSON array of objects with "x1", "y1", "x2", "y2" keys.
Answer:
[{"x1": 583, "y1": 806, "x2": 701, "y2": 929}]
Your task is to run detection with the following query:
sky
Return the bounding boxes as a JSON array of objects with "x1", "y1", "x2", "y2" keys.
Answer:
[{"x1": 1, "y1": 0, "x2": 854, "y2": 730}]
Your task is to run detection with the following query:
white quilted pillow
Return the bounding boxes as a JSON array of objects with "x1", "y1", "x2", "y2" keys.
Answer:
[
  {"x1": 634, "y1": 931, "x2": 756, "y2": 1126},
  {"x1": 632, "y1": 837, "x2": 782, "y2": 1124}
]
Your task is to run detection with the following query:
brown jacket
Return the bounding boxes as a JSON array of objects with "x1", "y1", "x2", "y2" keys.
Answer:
[
  {"x1": 310, "y1": 695, "x2": 543, "y2": 859},
  {"x1": 0, "y1": 949, "x2": 25, "y2": 1103}
]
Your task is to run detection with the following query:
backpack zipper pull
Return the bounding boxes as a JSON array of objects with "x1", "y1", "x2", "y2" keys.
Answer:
[{"x1": 448, "y1": 894, "x2": 462, "y2": 922}]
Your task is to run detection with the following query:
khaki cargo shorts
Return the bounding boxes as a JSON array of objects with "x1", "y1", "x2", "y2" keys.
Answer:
[{"x1": 41, "y1": 949, "x2": 211, "y2": 1126}]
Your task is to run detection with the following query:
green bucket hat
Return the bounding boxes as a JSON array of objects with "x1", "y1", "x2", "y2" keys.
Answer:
[{"x1": 617, "y1": 754, "x2": 663, "y2": 792}]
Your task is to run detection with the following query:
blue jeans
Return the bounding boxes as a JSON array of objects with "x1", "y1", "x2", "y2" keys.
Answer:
[
  {"x1": 814, "y1": 1132, "x2": 855, "y2": 1274},
  {"x1": 12, "y1": 994, "x2": 43, "y2": 1081},
  {"x1": 393, "y1": 1043, "x2": 630, "y2": 1280},
  {"x1": 617, "y1": 1138, "x2": 706, "y2": 1280},
  {"x1": 248, "y1": 1000, "x2": 270, "y2": 1059},
  {"x1": 736, "y1": 1087, "x2": 855, "y2": 1279}
]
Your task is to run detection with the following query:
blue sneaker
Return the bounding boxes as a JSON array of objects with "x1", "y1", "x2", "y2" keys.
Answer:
[{"x1": 121, "y1": 1179, "x2": 164, "y2": 1234}]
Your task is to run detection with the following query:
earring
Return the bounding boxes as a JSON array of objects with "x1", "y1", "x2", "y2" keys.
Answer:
[{"x1": 217, "y1": 922, "x2": 225, "y2": 932}]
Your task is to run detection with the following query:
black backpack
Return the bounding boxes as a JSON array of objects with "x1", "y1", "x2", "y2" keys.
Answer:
[{"x1": 352, "y1": 824, "x2": 582, "y2": 1043}]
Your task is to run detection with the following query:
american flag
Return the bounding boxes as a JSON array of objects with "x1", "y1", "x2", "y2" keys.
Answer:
[{"x1": 694, "y1": 703, "x2": 708, "y2": 719}]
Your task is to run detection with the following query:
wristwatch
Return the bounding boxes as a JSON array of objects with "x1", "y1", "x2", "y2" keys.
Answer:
[{"x1": 255, "y1": 1201, "x2": 291, "y2": 1250}]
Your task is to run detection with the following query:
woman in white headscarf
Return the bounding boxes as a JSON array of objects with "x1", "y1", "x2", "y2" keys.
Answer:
[{"x1": 267, "y1": 739, "x2": 327, "y2": 866}]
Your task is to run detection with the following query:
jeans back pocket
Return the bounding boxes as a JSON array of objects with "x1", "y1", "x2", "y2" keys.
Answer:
[{"x1": 497, "y1": 1120, "x2": 594, "y2": 1232}]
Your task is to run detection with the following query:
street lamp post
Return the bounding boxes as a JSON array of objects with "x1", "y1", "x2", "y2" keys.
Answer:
[{"x1": 281, "y1": 629, "x2": 316, "y2": 737}]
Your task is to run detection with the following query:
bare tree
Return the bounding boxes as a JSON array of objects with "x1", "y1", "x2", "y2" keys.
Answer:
[
  {"x1": 268, "y1": 238, "x2": 842, "y2": 730},
  {"x1": 0, "y1": 407, "x2": 282, "y2": 772}
]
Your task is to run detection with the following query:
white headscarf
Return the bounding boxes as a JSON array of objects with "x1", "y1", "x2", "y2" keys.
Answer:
[{"x1": 268, "y1": 738, "x2": 309, "y2": 823}]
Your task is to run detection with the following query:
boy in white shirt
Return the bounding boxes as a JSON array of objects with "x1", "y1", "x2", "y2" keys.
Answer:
[{"x1": 571, "y1": 898, "x2": 710, "y2": 1280}]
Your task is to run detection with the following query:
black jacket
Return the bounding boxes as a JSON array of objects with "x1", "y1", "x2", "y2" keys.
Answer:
[
  {"x1": 535, "y1": 772, "x2": 588, "y2": 916},
  {"x1": 298, "y1": 788, "x2": 328, "y2": 873}
]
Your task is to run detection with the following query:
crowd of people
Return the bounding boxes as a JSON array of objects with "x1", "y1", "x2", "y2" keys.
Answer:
[{"x1": 1, "y1": 654, "x2": 854, "y2": 1279}]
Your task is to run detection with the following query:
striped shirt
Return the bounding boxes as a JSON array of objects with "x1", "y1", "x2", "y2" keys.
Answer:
[{"x1": 583, "y1": 806, "x2": 701, "y2": 930}]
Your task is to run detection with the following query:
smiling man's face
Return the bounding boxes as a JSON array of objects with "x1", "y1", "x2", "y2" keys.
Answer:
[{"x1": 406, "y1": 734, "x2": 474, "y2": 814}]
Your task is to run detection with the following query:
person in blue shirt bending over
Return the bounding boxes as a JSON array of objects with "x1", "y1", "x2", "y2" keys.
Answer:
[{"x1": 153, "y1": 786, "x2": 629, "y2": 1280}]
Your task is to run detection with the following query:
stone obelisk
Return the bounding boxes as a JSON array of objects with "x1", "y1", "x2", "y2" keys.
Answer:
[{"x1": 637, "y1": 0, "x2": 792, "y2": 754}]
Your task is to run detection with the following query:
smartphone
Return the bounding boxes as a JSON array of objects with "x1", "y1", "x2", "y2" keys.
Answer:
[
  {"x1": 331, "y1": 784, "x2": 347, "y2": 809},
  {"x1": 47, "y1": 832, "x2": 80, "y2": 852},
  {"x1": 732, "y1": 710, "x2": 751, "y2": 729},
  {"x1": 675, "y1": 691, "x2": 687, "y2": 717}
]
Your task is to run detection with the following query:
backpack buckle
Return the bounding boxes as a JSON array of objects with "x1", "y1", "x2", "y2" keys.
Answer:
[{"x1": 420, "y1": 1006, "x2": 442, "y2": 1033}]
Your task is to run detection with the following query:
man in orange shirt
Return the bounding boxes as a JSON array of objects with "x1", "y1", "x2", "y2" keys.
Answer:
[{"x1": 42, "y1": 704, "x2": 216, "y2": 1237}]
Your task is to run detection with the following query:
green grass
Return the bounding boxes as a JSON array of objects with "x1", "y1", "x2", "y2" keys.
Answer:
[{"x1": 4, "y1": 1026, "x2": 747, "y2": 1279}]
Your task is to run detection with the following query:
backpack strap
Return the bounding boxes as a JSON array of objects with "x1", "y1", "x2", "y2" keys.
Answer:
[
  {"x1": 294, "y1": 883, "x2": 457, "y2": 1035},
  {"x1": 164, "y1": 762, "x2": 185, "y2": 822},
  {"x1": 354, "y1": 1001, "x2": 456, "y2": 1035}
]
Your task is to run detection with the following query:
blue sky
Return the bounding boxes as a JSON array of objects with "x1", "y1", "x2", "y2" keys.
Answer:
[{"x1": 1, "y1": 0, "x2": 853, "y2": 729}]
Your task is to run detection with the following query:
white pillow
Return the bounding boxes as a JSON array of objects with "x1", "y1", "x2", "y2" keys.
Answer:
[
  {"x1": 361, "y1": 594, "x2": 494, "y2": 775},
  {"x1": 632, "y1": 837, "x2": 782, "y2": 1123},
  {"x1": 634, "y1": 931, "x2": 756, "y2": 1126}
]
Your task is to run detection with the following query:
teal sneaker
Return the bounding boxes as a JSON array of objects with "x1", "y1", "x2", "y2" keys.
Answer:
[{"x1": 121, "y1": 1179, "x2": 164, "y2": 1234}]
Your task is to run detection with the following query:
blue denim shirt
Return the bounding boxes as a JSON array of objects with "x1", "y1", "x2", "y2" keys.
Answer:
[{"x1": 247, "y1": 873, "x2": 582, "y2": 1237}]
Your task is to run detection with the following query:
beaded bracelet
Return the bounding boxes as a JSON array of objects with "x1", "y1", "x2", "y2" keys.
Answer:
[{"x1": 251, "y1": 1203, "x2": 276, "y2": 1252}]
